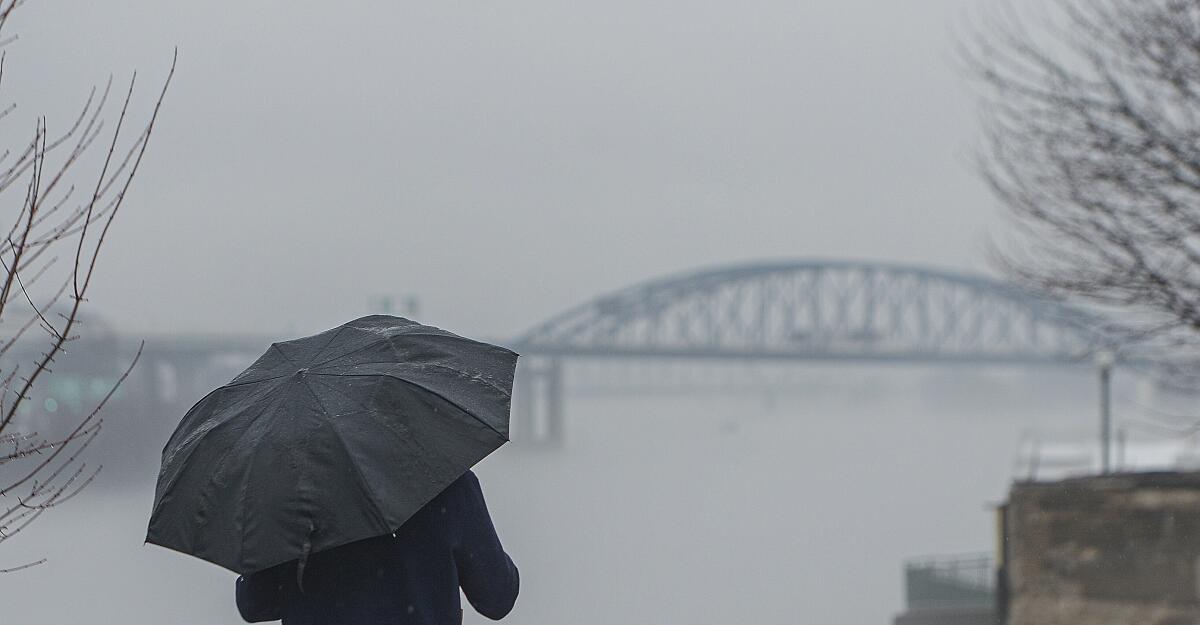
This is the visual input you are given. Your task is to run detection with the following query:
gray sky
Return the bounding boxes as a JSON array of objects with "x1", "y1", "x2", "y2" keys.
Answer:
[{"x1": 9, "y1": 0, "x2": 996, "y2": 340}]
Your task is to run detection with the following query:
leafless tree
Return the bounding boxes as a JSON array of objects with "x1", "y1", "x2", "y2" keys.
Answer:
[
  {"x1": 963, "y1": 0, "x2": 1200, "y2": 365},
  {"x1": 0, "y1": 0, "x2": 173, "y2": 571}
]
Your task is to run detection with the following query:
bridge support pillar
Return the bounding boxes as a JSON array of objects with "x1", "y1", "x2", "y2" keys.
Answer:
[
  {"x1": 545, "y1": 358, "x2": 564, "y2": 443},
  {"x1": 512, "y1": 357, "x2": 565, "y2": 447}
]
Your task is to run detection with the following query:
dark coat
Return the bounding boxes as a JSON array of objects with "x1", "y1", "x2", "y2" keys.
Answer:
[{"x1": 235, "y1": 471, "x2": 519, "y2": 625}]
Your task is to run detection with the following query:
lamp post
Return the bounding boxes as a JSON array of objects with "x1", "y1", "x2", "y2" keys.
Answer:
[{"x1": 1096, "y1": 350, "x2": 1115, "y2": 474}]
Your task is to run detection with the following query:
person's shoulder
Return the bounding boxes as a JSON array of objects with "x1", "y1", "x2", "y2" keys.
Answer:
[
  {"x1": 457, "y1": 469, "x2": 481, "y2": 488},
  {"x1": 446, "y1": 469, "x2": 482, "y2": 498},
  {"x1": 432, "y1": 469, "x2": 481, "y2": 504}
]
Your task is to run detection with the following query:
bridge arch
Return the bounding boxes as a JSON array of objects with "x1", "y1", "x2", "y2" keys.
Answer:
[{"x1": 513, "y1": 260, "x2": 1114, "y2": 364}]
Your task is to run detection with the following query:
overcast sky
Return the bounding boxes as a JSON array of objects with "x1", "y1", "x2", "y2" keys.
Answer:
[
  {"x1": 4, "y1": 5, "x2": 1110, "y2": 625},
  {"x1": 7, "y1": 0, "x2": 997, "y2": 341}
]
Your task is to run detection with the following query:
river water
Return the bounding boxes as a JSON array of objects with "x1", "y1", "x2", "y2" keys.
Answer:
[{"x1": 3, "y1": 364, "x2": 1144, "y2": 624}]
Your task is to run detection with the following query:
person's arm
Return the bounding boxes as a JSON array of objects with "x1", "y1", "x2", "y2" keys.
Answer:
[
  {"x1": 235, "y1": 566, "x2": 285, "y2": 623},
  {"x1": 453, "y1": 471, "x2": 520, "y2": 620}
]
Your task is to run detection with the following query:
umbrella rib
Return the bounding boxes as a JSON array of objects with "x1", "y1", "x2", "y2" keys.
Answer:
[
  {"x1": 270, "y1": 343, "x2": 298, "y2": 366},
  {"x1": 305, "y1": 325, "x2": 350, "y2": 367},
  {"x1": 171, "y1": 381, "x2": 290, "y2": 564},
  {"x1": 155, "y1": 379, "x2": 284, "y2": 504},
  {"x1": 313, "y1": 361, "x2": 510, "y2": 395},
  {"x1": 307, "y1": 331, "x2": 515, "y2": 370},
  {"x1": 222, "y1": 373, "x2": 291, "y2": 389},
  {"x1": 304, "y1": 341, "x2": 378, "y2": 370},
  {"x1": 383, "y1": 331, "x2": 517, "y2": 354},
  {"x1": 311, "y1": 372, "x2": 508, "y2": 440},
  {"x1": 307, "y1": 375, "x2": 451, "y2": 497},
  {"x1": 298, "y1": 378, "x2": 391, "y2": 532},
  {"x1": 234, "y1": 382, "x2": 296, "y2": 571},
  {"x1": 382, "y1": 372, "x2": 508, "y2": 440}
]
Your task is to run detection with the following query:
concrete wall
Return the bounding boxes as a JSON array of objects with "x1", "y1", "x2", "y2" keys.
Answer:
[{"x1": 1005, "y1": 472, "x2": 1200, "y2": 625}]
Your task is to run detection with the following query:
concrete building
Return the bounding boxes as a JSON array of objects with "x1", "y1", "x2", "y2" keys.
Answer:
[{"x1": 1001, "y1": 472, "x2": 1200, "y2": 625}]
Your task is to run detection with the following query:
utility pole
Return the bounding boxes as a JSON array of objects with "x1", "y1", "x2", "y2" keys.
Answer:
[{"x1": 1096, "y1": 350, "x2": 1114, "y2": 474}]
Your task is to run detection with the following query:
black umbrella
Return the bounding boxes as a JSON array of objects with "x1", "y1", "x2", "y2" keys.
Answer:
[{"x1": 146, "y1": 315, "x2": 518, "y2": 575}]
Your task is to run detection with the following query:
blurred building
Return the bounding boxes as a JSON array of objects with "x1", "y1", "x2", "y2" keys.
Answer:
[
  {"x1": 896, "y1": 471, "x2": 1200, "y2": 625},
  {"x1": 999, "y1": 472, "x2": 1200, "y2": 625},
  {"x1": 892, "y1": 553, "x2": 996, "y2": 625},
  {"x1": 7, "y1": 331, "x2": 266, "y2": 482}
]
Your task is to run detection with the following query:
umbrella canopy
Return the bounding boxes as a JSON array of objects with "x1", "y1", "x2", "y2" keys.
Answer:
[{"x1": 146, "y1": 315, "x2": 518, "y2": 575}]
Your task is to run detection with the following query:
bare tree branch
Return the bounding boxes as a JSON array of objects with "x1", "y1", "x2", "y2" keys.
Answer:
[
  {"x1": 963, "y1": 0, "x2": 1200, "y2": 365},
  {"x1": 0, "y1": 0, "x2": 173, "y2": 571}
]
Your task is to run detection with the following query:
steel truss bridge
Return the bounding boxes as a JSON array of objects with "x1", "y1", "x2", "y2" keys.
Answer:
[
  {"x1": 11, "y1": 260, "x2": 1133, "y2": 447},
  {"x1": 508, "y1": 260, "x2": 1126, "y2": 443}
]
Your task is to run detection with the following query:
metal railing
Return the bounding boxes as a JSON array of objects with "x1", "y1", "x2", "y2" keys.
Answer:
[{"x1": 904, "y1": 553, "x2": 995, "y2": 611}]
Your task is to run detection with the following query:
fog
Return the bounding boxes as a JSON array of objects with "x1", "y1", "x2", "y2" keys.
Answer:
[
  {"x1": 2, "y1": 0, "x2": 996, "y2": 340},
  {"x1": 0, "y1": 1, "x2": 1145, "y2": 624},
  {"x1": 7, "y1": 362, "x2": 1128, "y2": 624}
]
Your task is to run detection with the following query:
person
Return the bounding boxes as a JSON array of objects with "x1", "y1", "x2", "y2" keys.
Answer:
[{"x1": 235, "y1": 470, "x2": 519, "y2": 624}]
